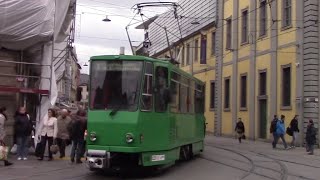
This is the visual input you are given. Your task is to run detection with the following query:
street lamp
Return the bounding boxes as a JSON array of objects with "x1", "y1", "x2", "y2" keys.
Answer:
[
  {"x1": 83, "y1": 63, "x2": 88, "y2": 67},
  {"x1": 102, "y1": 15, "x2": 111, "y2": 22}
]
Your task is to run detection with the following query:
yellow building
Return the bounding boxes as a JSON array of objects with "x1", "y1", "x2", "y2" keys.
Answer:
[
  {"x1": 216, "y1": 0, "x2": 319, "y2": 146},
  {"x1": 141, "y1": 0, "x2": 319, "y2": 146}
]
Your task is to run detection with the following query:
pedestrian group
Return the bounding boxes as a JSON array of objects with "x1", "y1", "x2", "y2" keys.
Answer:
[
  {"x1": 235, "y1": 115, "x2": 317, "y2": 155},
  {"x1": 0, "y1": 106, "x2": 87, "y2": 166}
]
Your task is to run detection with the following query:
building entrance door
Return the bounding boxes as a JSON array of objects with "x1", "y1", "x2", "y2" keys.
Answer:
[{"x1": 259, "y1": 99, "x2": 267, "y2": 139}]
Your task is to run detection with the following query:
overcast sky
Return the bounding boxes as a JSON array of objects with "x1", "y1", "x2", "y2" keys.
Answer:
[{"x1": 75, "y1": 0, "x2": 177, "y2": 74}]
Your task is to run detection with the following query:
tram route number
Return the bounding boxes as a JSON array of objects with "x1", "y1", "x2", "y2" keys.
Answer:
[{"x1": 151, "y1": 155, "x2": 166, "y2": 162}]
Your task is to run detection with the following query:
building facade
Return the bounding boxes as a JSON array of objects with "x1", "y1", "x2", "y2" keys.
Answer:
[
  {"x1": 140, "y1": 0, "x2": 320, "y2": 146},
  {"x1": 214, "y1": 0, "x2": 320, "y2": 146}
]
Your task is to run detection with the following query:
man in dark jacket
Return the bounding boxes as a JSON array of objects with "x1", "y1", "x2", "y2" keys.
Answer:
[
  {"x1": 306, "y1": 119, "x2": 317, "y2": 155},
  {"x1": 270, "y1": 115, "x2": 278, "y2": 149},
  {"x1": 68, "y1": 109, "x2": 87, "y2": 163},
  {"x1": 289, "y1": 115, "x2": 299, "y2": 147},
  {"x1": 235, "y1": 118, "x2": 245, "y2": 143},
  {"x1": 14, "y1": 107, "x2": 32, "y2": 160}
]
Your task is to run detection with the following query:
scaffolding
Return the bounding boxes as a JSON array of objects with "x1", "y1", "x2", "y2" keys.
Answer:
[{"x1": 54, "y1": 0, "x2": 77, "y2": 105}]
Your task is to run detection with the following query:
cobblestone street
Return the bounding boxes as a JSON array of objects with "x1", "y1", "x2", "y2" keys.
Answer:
[{"x1": 1, "y1": 136, "x2": 319, "y2": 180}]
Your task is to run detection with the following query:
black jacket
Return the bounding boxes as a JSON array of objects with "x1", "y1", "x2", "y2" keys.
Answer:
[
  {"x1": 235, "y1": 121, "x2": 245, "y2": 133},
  {"x1": 290, "y1": 119, "x2": 299, "y2": 132},
  {"x1": 68, "y1": 115, "x2": 87, "y2": 141},
  {"x1": 306, "y1": 124, "x2": 317, "y2": 145},
  {"x1": 14, "y1": 113, "x2": 32, "y2": 137}
]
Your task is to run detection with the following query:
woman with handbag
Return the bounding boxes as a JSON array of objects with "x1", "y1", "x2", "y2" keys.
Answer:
[
  {"x1": 0, "y1": 107, "x2": 13, "y2": 166},
  {"x1": 38, "y1": 109, "x2": 58, "y2": 161},
  {"x1": 235, "y1": 118, "x2": 245, "y2": 143}
]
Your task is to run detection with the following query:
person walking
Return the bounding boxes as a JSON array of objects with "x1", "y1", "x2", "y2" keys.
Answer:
[
  {"x1": 56, "y1": 109, "x2": 71, "y2": 159},
  {"x1": 306, "y1": 119, "x2": 317, "y2": 155},
  {"x1": 0, "y1": 107, "x2": 13, "y2": 166},
  {"x1": 68, "y1": 109, "x2": 87, "y2": 163},
  {"x1": 275, "y1": 115, "x2": 288, "y2": 149},
  {"x1": 289, "y1": 115, "x2": 299, "y2": 148},
  {"x1": 38, "y1": 109, "x2": 58, "y2": 161},
  {"x1": 270, "y1": 115, "x2": 278, "y2": 148},
  {"x1": 14, "y1": 107, "x2": 33, "y2": 160},
  {"x1": 235, "y1": 118, "x2": 245, "y2": 143}
]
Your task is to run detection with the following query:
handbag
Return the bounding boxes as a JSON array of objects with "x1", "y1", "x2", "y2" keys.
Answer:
[
  {"x1": 242, "y1": 134, "x2": 246, "y2": 139},
  {"x1": 50, "y1": 143, "x2": 59, "y2": 154},
  {"x1": 0, "y1": 140, "x2": 9, "y2": 161},
  {"x1": 10, "y1": 144, "x2": 17, "y2": 154},
  {"x1": 286, "y1": 127, "x2": 293, "y2": 136}
]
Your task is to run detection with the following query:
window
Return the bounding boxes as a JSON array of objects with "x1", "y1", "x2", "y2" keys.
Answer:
[
  {"x1": 260, "y1": 0, "x2": 267, "y2": 36},
  {"x1": 194, "y1": 39, "x2": 199, "y2": 62},
  {"x1": 195, "y1": 83, "x2": 205, "y2": 113},
  {"x1": 240, "y1": 75, "x2": 247, "y2": 108},
  {"x1": 241, "y1": 10, "x2": 248, "y2": 43},
  {"x1": 282, "y1": 65, "x2": 291, "y2": 107},
  {"x1": 170, "y1": 72, "x2": 180, "y2": 113},
  {"x1": 226, "y1": 18, "x2": 232, "y2": 49},
  {"x1": 189, "y1": 80, "x2": 195, "y2": 113},
  {"x1": 282, "y1": 0, "x2": 292, "y2": 28},
  {"x1": 155, "y1": 67, "x2": 169, "y2": 112},
  {"x1": 179, "y1": 76, "x2": 188, "y2": 113},
  {"x1": 211, "y1": 32, "x2": 216, "y2": 56},
  {"x1": 200, "y1": 35, "x2": 207, "y2": 64},
  {"x1": 259, "y1": 71, "x2": 267, "y2": 96},
  {"x1": 186, "y1": 43, "x2": 191, "y2": 65},
  {"x1": 210, "y1": 81, "x2": 215, "y2": 109},
  {"x1": 181, "y1": 46, "x2": 185, "y2": 66},
  {"x1": 141, "y1": 62, "x2": 153, "y2": 111},
  {"x1": 224, "y1": 78, "x2": 230, "y2": 109},
  {"x1": 175, "y1": 47, "x2": 179, "y2": 60},
  {"x1": 90, "y1": 61, "x2": 143, "y2": 111}
]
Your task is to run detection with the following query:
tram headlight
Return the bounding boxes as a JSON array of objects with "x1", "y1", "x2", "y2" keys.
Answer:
[
  {"x1": 125, "y1": 133, "x2": 134, "y2": 143},
  {"x1": 90, "y1": 132, "x2": 97, "y2": 142}
]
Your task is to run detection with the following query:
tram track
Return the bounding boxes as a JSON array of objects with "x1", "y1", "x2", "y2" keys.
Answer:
[{"x1": 202, "y1": 143, "x2": 317, "y2": 180}]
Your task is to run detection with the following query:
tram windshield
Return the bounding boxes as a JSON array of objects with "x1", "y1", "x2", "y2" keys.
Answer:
[{"x1": 90, "y1": 60, "x2": 143, "y2": 111}]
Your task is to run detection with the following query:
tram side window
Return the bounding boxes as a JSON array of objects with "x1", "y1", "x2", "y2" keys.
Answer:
[
  {"x1": 195, "y1": 83, "x2": 205, "y2": 113},
  {"x1": 141, "y1": 62, "x2": 153, "y2": 111},
  {"x1": 189, "y1": 80, "x2": 195, "y2": 113},
  {"x1": 170, "y1": 72, "x2": 180, "y2": 113},
  {"x1": 179, "y1": 76, "x2": 188, "y2": 113},
  {"x1": 155, "y1": 67, "x2": 169, "y2": 112}
]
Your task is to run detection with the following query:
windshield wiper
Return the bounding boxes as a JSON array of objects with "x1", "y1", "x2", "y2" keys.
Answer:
[
  {"x1": 109, "y1": 96, "x2": 127, "y2": 117},
  {"x1": 109, "y1": 104, "x2": 122, "y2": 117}
]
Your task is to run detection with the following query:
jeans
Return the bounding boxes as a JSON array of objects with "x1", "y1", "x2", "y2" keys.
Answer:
[
  {"x1": 306, "y1": 143, "x2": 314, "y2": 154},
  {"x1": 70, "y1": 139, "x2": 84, "y2": 161},
  {"x1": 291, "y1": 132, "x2": 298, "y2": 147},
  {"x1": 272, "y1": 132, "x2": 277, "y2": 148},
  {"x1": 39, "y1": 135, "x2": 54, "y2": 159},
  {"x1": 56, "y1": 138, "x2": 66, "y2": 157},
  {"x1": 16, "y1": 136, "x2": 28, "y2": 158},
  {"x1": 274, "y1": 134, "x2": 288, "y2": 149}
]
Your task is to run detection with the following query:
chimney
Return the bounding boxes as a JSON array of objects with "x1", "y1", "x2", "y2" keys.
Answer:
[{"x1": 120, "y1": 47, "x2": 125, "y2": 55}]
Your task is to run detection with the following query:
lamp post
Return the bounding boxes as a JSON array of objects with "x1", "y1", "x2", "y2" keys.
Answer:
[{"x1": 102, "y1": 15, "x2": 111, "y2": 22}]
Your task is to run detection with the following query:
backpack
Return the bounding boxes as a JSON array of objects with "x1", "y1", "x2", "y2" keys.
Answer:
[{"x1": 270, "y1": 120, "x2": 277, "y2": 133}]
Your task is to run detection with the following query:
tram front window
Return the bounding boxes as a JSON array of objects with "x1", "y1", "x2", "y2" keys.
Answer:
[{"x1": 90, "y1": 60, "x2": 143, "y2": 111}]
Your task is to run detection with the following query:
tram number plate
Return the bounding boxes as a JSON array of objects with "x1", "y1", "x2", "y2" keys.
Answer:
[{"x1": 151, "y1": 155, "x2": 165, "y2": 162}]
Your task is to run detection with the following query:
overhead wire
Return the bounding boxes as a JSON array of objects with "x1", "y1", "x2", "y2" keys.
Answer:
[
  {"x1": 77, "y1": 0, "x2": 305, "y2": 58},
  {"x1": 140, "y1": 0, "x2": 304, "y2": 58}
]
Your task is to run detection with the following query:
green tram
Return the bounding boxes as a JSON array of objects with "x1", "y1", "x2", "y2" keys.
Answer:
[{"x1": 86, "y1": 55, "x2": 206, "y2": 171}]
